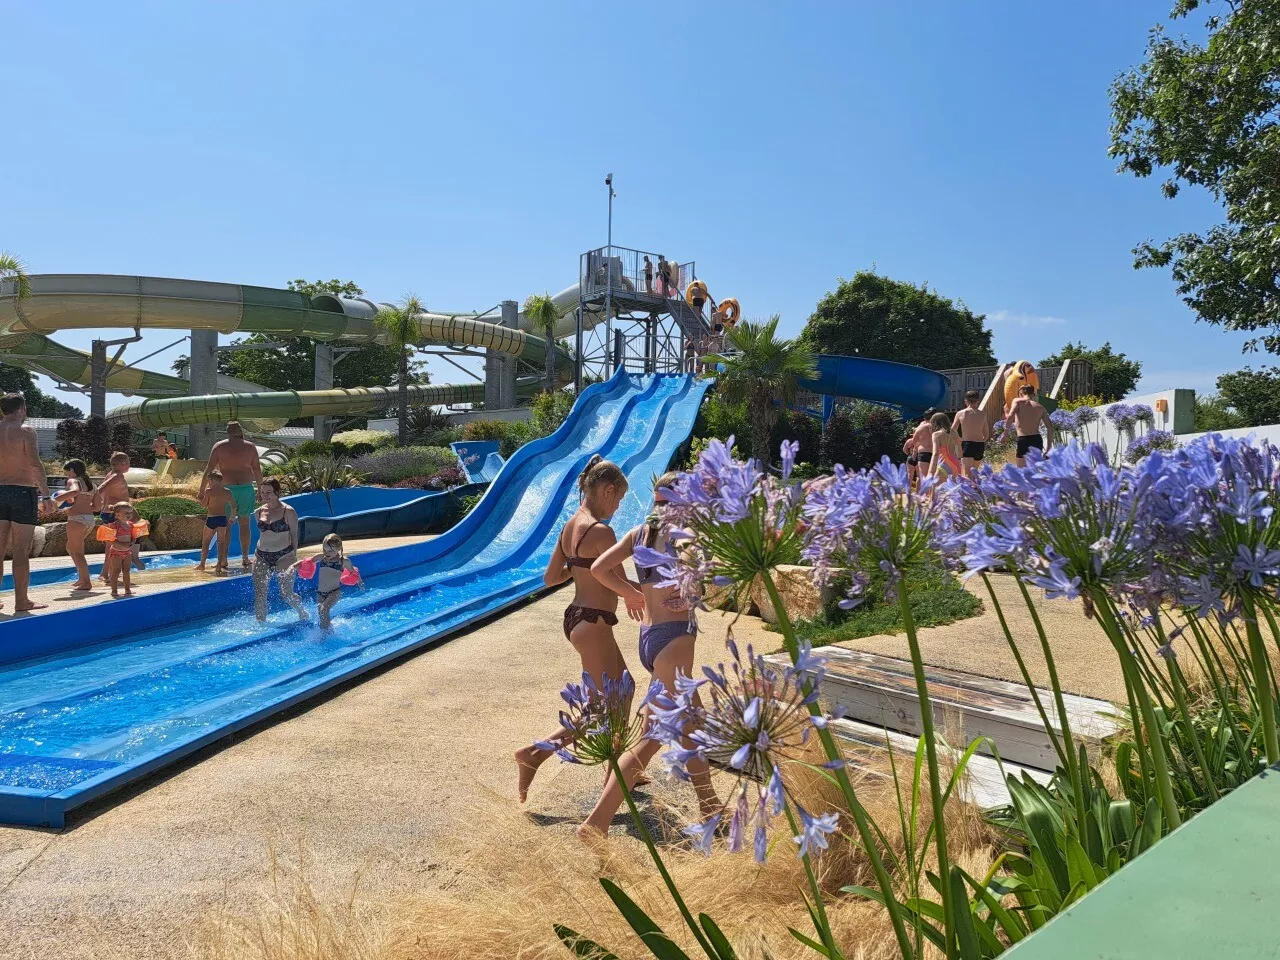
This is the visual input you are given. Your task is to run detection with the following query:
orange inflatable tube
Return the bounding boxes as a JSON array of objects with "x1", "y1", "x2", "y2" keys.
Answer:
[{"x1": 1003, "y1": 360, "x2": 1040, "y2": 410}]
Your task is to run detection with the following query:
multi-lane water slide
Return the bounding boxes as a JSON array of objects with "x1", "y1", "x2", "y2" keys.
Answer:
[
  {"x1": 0, "y1": 274, "x2": 595, "y2": 429},
  {"x1": 0, "y1": 368, "x2": 710, "y2": 826}
]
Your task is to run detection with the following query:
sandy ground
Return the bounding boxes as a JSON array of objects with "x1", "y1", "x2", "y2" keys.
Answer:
[
  {"x1": 838, "y1": 572, "x2": 1129, "y2": 704},
  {"x1": 0, "y1": 563, "x2": 1117, "y2": 959},
  {"x1": 0, "y1": 534, "x2": 437, "y2": 622}
]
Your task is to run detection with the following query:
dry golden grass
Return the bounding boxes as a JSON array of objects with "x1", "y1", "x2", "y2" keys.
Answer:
[{"x1": 198, "y1": 737, "x2": 997, "y2": 960}]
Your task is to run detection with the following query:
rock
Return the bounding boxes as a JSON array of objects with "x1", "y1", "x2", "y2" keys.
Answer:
[
  {"x1": 41, "y1": 522, "x2": 68, "y2": 556},
  {"x1": 3, "y1": 524, "x2": 46, "y2": 560},
  {"x1": 152, "y1": 514, "x2": 206, "y2": 550},
  {"x1": 751, "y1": 565, "x2": 842, "y2": 625}
]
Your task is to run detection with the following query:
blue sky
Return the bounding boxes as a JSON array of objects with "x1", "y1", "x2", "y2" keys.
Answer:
[{"x1": 4, "y1": 0, "x2": 1251, "y2": 410}]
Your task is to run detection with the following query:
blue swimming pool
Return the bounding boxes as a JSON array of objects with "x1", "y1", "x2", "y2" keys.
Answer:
[{"x1": 0, "y1": 371, "x2": 709, "y2": 826}]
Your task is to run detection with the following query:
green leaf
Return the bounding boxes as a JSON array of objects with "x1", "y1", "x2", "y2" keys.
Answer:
[
  {"x1": 959, "y1": 867, "x2": 1028, "y2": 943},
  {"x1": 788, "y1": 928, "x2": 833, "y2": 958},
  {"x1": 698, "y1": 914, "x2": 737, "y2": 960},
  {"x1": 949, "y1": 867, "x2": 984, "y2": 960},
  {"x1": 554, "y1": 924, "x2": 623, "y2": 960},
  {"x1": 599, "y1": 878, "x2": 693, "y2": 960},
  {"x1": 1063, "y1": 834, "x2": 1101, "y2": 891}
]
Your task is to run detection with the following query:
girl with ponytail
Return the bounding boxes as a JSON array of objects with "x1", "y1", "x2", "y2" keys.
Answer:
[
  {"x1": 577, "y1": 470, "x2": 719, "y2": 839},
  {"x1": 516, "y1": 454, "x2": 645, "y2": 802}
]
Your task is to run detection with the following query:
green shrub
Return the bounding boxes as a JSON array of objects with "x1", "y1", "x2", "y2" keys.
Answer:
[
  {"x1": 293, "y1": 439, "x2": 335, "y2": 459},
  {"x1": 133, "y1": 496, "x2": 206, "y2": 523},
  {"x1": 499, "y1": 420, "x2": 536, "y2": 459},
  {"x1": 288, "y1": 456, "x2": 366, "y2": 492},
  {"x1": 530, "y1": 390, "x2": 576, "y2": 436},
  {"x1": 1059, "y1": 393, "x2": 1108, "y2": 412},
  {"x1": 330, "y1": 428, "x2": 396, "y2": 457},
  {"x1": 460, "y1": 419, "x2": 511, "y2": 442},
  {"x1": 406, "y1": 407, "x2": 460, "y2": 446},
  {"x1": 693, "y1": 394, "x2": 749, "y2": 445},
  {"x1": 349, "y1": 446, "x2": 457, "y2": 484},
  {"x1": 770, "y1": 409, "x2": 821, "y2": 466}
]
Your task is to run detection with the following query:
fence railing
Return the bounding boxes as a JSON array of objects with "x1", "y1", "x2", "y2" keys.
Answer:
[
  {"x1": 937, "y1": 359, "x2": 1094, "y2": 411},
  {"x1": 580, "y1": 246, "x2": 695, "y2": 303}
]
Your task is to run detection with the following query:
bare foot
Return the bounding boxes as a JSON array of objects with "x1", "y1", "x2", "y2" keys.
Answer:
[
  {"x1": 13, "y1": 601, "x2": 48, "y2": 612},
  {"x1": 214, "y1": 568, "x2": 229, "y2": 577},
  {"x1": 515, "y1": 746, "x2": 546, "y2": 803},
  {"x1": 111, "y1": 591, "x2": 120, "y2": 599},
  {"x1": 575, "y1": 823, "x2": 608, "y2": 844},
  {"x1": 123, "y1": 589, "x2": 134, "y2": 597},
  {"x1": 193, "y1": 563, "x2": 206, "y2": 572},
  {"x1": 634, "y1": 772, "x2": 653, "y2": 789}
]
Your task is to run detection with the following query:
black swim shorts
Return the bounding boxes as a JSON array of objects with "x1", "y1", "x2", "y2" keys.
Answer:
[
  {"x1": 961, "y1": 441, "x2": 986, "y2": 461},
  {"x1": 1016, "y1": 434, "x2": 1044, "y2": 458},
  {"x1": 917, "y1": 451, "x2": 933, "y2": 465},
  {"x1": 907, "y1": 454, "x2": 918, "y2": 466},
  {"x1": 0, "y1": 485, "x2": 38, "y2": 526}
]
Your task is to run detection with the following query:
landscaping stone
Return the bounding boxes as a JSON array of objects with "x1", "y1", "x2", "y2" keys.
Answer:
[
  {"x1": 41, "y1": 522, "x2": 68, "y2": 557},
  {"x1": 3, "y1": 525, "x2": 46, "y2": 561},
  {"x1": 750, "y1": 564, "x2": 842, "y2": 624},
  {"x1": 152, "y1": 514, "x2": 206, "y2": 550}
]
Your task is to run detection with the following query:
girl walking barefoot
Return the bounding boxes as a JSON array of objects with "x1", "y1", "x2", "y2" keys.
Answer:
[
  {"x1": 53, "y1": 459, "x2": 96, "y2": 591},
  {"x1": 516, "y1": 456, "x2": 645, "y2": 803},
  {"x1": 285, "y1": 533, "x2": 365, "y2": 630},
  {"x1": 578, "y1": 474, "x2": 720, "y2": 839},
  {"x1": 103, "y1": 502, "x2": 139, "y2": 598}
]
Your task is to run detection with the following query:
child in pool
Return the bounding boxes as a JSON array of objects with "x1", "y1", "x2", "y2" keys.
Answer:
[
  {"x1": 195, "y1": 469, "x2": 236, "y2": 575},
  {"x1": 103, "y1": 501, "x2": 139, "y2": 598},
  {"x1": 287, "y1": 534, "x2": 364, "y2": 630}
]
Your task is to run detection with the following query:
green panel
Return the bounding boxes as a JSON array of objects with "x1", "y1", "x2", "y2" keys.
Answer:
[{"x1": 1007, "y1": 767, "x2": 1280, "y2": 959}]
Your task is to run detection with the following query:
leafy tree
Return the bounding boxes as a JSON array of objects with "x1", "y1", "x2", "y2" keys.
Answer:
[
  {"x1": 524, "y1": 292, "x2": 560, "y2": 388},
  {"x1": 0, "y1": 366, "x2": 84, "y2": 419},
  {"x1": 705, "y1": 315, "x2": 818, "y2": 463},
  {"x1": 1110, "y1": 0, "x2": 1280, "y2": 354},
  {"x1": 1215, "y1": 366, "x2": 1280, "y2": 427},
  {"x1": 375, "y1": 294, "x2": 426, "y2": 446},
  {"x1": 801, "y1": 271, "x2": 995, "y2": 371},
  {"x1": 769, "y1": 409, "x2": 821, "y2": 468},
  {"x1": 1039, "y1": 341, "x2": 1143, "y2": 402},
  {"x1": 1193, "y1": 393, "x2": 1248, "y2": 432}
]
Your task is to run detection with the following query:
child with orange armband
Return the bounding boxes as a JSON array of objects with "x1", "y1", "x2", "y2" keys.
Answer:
[
  {"x1": 287, "y1": 533, "x2": 364, "y2": 630},
  {"x1": 98, "y1": 501, "x2": 145, "y2": 598}
]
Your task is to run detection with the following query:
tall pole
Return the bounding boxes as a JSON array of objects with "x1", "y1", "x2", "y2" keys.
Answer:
[{"x1": 604, "y1": 172, "x2": 615, "y2": 376}]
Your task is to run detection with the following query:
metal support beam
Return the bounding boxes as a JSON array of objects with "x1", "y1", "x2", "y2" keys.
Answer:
[
  {"x1": 188, "y1": 329, "x2": 219, "y2": 458},
  {"x1": 313, "y1": 341, "x2": 335, "y2": 444}
]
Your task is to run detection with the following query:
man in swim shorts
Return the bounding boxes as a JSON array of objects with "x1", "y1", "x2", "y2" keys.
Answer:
[
  {"x1": 0, "y1": 393, "x2": 53, "y2": 612},
  {"x1": 909, "y1": 410, "x2": 936, "y2": 476},
  {"x1": 951, "y1": 389, "x2": 989, "y2": 477},
  {"x1": 200, "y1": 420, "x2": 262, "y2": 570},
  {"x1": 1005, "y1": 384, "x2": 1053, "y2": 467}
]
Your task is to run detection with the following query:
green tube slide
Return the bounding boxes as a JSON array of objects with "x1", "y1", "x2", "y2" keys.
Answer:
[{"x1": 0, "y1": 274, "x2": 576, "y2": 430}]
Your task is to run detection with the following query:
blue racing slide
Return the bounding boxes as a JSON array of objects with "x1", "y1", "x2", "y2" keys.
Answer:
[
  {"x1": 800, "y1": 354, "x2": 949, "y2": 420},
  {"x1": 0, "y1": 369, "x2": 710, "y2": 826}
]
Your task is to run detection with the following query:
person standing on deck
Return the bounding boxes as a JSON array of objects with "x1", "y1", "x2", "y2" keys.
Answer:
[
  {"x1": 200, "y1": 421, "x2": 262, "y2": 571},
  {"x1": 0, "y1": 393, "x2": 52, "y2": 612},
  {"x1": 1005, "y1": 385, "x2": 1053, "y2": 467}
]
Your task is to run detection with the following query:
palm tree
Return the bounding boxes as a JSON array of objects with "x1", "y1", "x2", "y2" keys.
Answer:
[
  {"x1": 374, "y1": 294, "x2": 425, "y2": 446},
  {"x1": 524, "y1": 292, "x2": 560, "y2": 390},
  {"x1": 0, "y1": 252, "x2": 32, "y2": 302},
  {"x1": 703, "y1": 314, "x2": 818, "y2": 463}
]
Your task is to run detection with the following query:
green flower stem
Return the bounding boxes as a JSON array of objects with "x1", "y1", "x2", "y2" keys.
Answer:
[
  {"x1": 1259, "y1": 601, "x2": 1280, "y2": 662},
  {"x1": 783, "y1": 801, "x2": 841, "y2": 959},
  {"x1": 1093, "y1": 593, "x2": 1182, "y2": 829},
  {"x1": 759, "y1": 571, "x2": 918, "y2": 960},
  {"x1": 1151, "y1": 617, "x2": 1218, "y2": 803},
  {"x1": 1240, "y1": 593, "x2": 1279, "y2": 765},
  {"x1": 609, "y1": 754, "x2": 717, "y2": 958},
  {"x1": 895, "y1": 580, "x2": 956, "y2": 959}
]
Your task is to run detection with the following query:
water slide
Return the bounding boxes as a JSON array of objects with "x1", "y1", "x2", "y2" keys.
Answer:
[
  {"x1": 800, "y1": 354, "x2": 950, "y2": 419},
  {"x1": 0, "y1": 368, "x2": 710, "y2": 826},
  {"x1": 0, "y1": 274, "x2": 596, "y2": 429}
]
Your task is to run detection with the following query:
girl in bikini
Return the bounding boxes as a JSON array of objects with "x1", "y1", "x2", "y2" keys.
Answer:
[
  {"x1": 284, "y1": 533, "x2": 364, "y2": 630},
  {"x1": 251, "y1": 478, "x2": 307, "y2": 623},
  {"x1": 515, "y1": 455, "x2": 645, "y2": 803},
  {"x1": 102, "y1": 501, "x2": 138, "y2": 598},
  {"x1": 577, "y1": 473, "x2": 720, "y2": 840},
  {"x1": 53, "y1": 459, "x2": 96, "y2": 591}
]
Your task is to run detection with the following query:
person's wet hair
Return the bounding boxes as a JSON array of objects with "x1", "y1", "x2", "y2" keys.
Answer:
[{"x1": 578, "y1": 455, "x2": 627, "y2": 500}]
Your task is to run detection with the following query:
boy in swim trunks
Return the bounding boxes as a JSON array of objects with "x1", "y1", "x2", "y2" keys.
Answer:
[
  {"x1": 951, "y1": 389, "x2": 989, "y2": 477},
  {"x1": 1005, "y1": 384, "x2": 1054, "y2": 467},
  {"x1": 195, "y1": 469, "x2": 235, "y2": 575}
]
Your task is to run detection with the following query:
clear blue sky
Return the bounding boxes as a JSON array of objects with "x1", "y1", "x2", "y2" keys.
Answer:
[{"x1": 5, "y1": 0, "x2": 1250, "y2": 410}]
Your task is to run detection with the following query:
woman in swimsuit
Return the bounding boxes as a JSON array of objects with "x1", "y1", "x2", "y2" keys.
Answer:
[
  {"x1": 251, "y1": 478, "x2": 307, "y2": 622},
  {"x1": 53, "y1": 459, "x2": 96, "y2": 592},
  {"x1": 577, "y1": 473, "x2": 720, "y2": 840},
  {"x1": 516, "y1": 455, "x2": 644, "y2": 803}
]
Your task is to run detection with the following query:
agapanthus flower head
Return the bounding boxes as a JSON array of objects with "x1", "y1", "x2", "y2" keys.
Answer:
[
  {"x1": 1132, "y1": 404, "x2": 1156, "y2": 426},
  {"x1": 533, "y1": 670, "x2": 662, "y2": 766},
  {"x1": 1105, "y1": 403, "x2": 1138, "y2": 429},
  {"x1": 1072, "y1": 405, "x2": 1100, "y2": 426},
  {"x1": 1124, "y1": 429, "x2": 1179, "y2": 464},
  {"x1": 651, "y1": 634, "x2": 841, "y2": 862},
  {"x1": 1049, "y1": 408, "x2": 1079, "y2": 435}
]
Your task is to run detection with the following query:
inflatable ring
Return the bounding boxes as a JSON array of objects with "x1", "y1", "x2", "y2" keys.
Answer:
[
  {"x1": 718, "y1": 297, "x2": 741, "y2": 327},
  {"x1": 684, "y1": 280, "x2": 709, "y2": 310},
  {"x1": 1003, "y1": 360, "x2": 1040, "y2": 411}
]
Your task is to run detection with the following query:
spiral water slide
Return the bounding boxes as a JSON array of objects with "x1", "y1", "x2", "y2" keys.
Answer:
[{"x1": 0, "y1": 275, "x2": 590, "y2": 429}]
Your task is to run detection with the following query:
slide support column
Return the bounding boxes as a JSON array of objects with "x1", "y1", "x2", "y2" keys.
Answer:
[
  {"x1": 314, "y1": 342, "x2": 334, "y2": 443},
  {"x1": 485, "y1": 300, "x2": 518, "y2": 410},
  {"x1": 188, "y1": 329, "x2": 219, "y2": 459}
]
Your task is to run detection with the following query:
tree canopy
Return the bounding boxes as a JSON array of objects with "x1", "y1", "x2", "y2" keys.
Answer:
[
  {"x1": 1215, "y1": 366, "x2": 1280, "y2": 428},
  {"x1": 1039, "y1": 341, "x2": 1143, "y2": 402},
  {"x1": 0, "y1": 366, "x2": 83, "y2": 419},
  {"x1": 1110, "y1": 0, "x2": 1280, "y2": 355},
  {"x1": 801, "y1": 272, "x2": 995, "y2": 371}
]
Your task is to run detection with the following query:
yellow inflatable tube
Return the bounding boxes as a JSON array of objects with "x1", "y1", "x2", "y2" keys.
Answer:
[{"x1": 1003, "y1": 360, "x2": 1040, "y2": 410}]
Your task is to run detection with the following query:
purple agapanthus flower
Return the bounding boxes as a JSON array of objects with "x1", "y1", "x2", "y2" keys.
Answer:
[{"x1": 532, "y1": 670, "x2": 662, "y2": 767}]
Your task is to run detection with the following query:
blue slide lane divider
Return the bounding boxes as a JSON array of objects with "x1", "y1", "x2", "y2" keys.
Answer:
[{"x1": 0, "y1": 369, "x2": 710, "y2": 826}]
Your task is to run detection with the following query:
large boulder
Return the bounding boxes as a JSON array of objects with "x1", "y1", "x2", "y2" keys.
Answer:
[
  {"x1": 750, "y1": 565, "x2": 842, "y2": 625},
  {"x1": 41, "y1": 522, "x2": 68, "y2": 557},
  {"x1": 151, "y1": 514, "x2": 206, "y2": 550}
]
